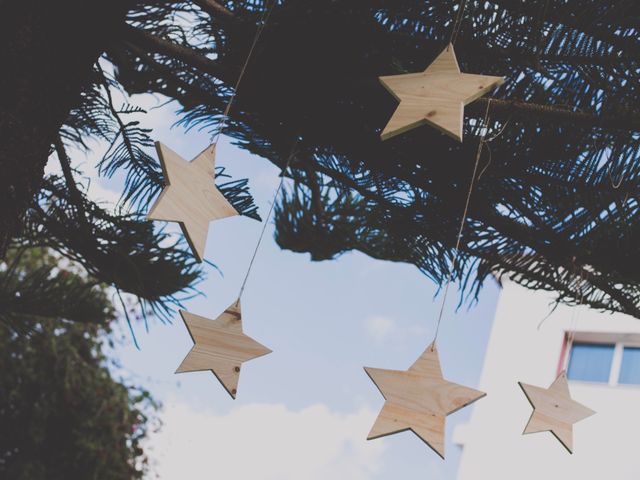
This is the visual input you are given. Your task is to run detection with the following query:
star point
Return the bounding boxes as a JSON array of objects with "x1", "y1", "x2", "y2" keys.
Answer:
[
  {"x1": 176, "y1": 300, "x2": 271, "y2": 399},
  {"x1": 379, "y1": 44, "x2": 504, "y2": 142},
  {"x1": 519, "y1": 371, "x2": 595, "y2": 453},
  {"x1": 147, "y1": 142, "x2": 238, "y2": 262},
  {"x1": 365, "y1": 343, "x2": 485, "y2": 458}
]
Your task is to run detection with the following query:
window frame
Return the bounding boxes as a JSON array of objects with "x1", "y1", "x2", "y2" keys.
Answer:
[
  {"x1": 616, "y1": 345, "x2": 640, "y2": 385},
  {"x1": 562, "y1": 333, "x2": 640, "y2": 387}
]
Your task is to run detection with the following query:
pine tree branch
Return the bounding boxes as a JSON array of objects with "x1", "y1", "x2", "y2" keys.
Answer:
[
  {"x1": 489, "y1": 254, "x2": 616, "y2": 315},
  {"x1": 470, "y1": 98, "x2": 640, "y2": 131},
  {"x1": 291, "y1": 159, "x2": 640, "y2": 318},
  {"x1": 303, "y1": 164, "x2": 326, "y2": 225},
  {"x1": 120, "y1": 42, "x2": 222, "y2": 108},
  {"x1": 193, "y1": 0, "x2": 236, "y2": 21},
  {"x1": 54, "y1": 136, "x2": 90, "y2": 232},
  {"x1": 537, "y1": 53, "x2": 637, "y2": 66},
  {"x1": 96, "y1": 64, "x2": 141, "y2": 173},
  {"x1": 122, "y1": 25, "x2": 228, "y2": 78},
  {"x1": 495, "y1": 253, "x2": 640, "y2": 319},
  {"x1": 490, "y1": 0, "x2": 640, "y2": 52},
  {"x1": 473, "y1": 208, "x2": 640, "y2": 318},
  {"x1": 479, "y1": 44, "x2": 639, "y2": 66}
]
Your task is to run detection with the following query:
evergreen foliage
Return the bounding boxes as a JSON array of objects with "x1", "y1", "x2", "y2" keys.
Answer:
[
  {"x1": 0, "y1": 249, "x2": 155, "y2": 479},
  {"x1": 3, "y1": 0, "x2": 639, "y2": 319},
  {"x1": 105, "y1": 0, "x2": 640, "y2": 317}
]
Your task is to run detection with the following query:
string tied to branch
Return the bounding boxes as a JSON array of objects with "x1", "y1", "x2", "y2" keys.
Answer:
[{"x1": 431, "y1": 99, "x2": 493, "y2": 347}]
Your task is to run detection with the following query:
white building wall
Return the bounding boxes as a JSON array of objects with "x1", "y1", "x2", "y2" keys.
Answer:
[{"x1": 455, "y1": 281, "x2": 640, "y2": 479}]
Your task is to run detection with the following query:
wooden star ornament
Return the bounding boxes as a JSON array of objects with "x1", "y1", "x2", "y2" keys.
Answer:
[
  {"x1": 147, "y1": 142, "x2": 238, "y2": 262},
  {"x1": 176, "y1": 300, "x2": 271, "y2": 399},
  {"x1": 379, "y1": 44, "x2": 504, "y2": 142},
  {"x1": 519, "y1": 371, "x2": 595, "y2": 453},
  {"x1": 365, "y1": 343, "x2": 486, "y2": 458}
]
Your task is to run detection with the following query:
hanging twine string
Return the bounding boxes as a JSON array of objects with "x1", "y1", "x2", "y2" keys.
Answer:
[
  {"x1": 432, "y1": 100, "x2": 493, "y2": 347},
  {"x1": 448, "y1": 0, "x2": 468, "y2": 47},
  {"x1": 477, "y1": 116, "x2": 511, "y2": 180},
  {"x1": 198, "y1": 0, "x2": 280, "y2": 302},
  {"x1": 209, "y1": 0, "x2": 277, "y2": 147},
  {"x1": 237, "y1": 145, "x2": 298, "y2": 301}
]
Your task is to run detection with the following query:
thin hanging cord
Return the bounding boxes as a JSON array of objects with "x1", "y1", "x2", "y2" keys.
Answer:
[
  {"x1": 210, "y1": 0, "x2": 277, "y2": 147},
  {"x1": 432, "y1": 100, "x2": 492, "y2": 347},
  {"x1": 448, "y1": 0, "x2": 468, "y2": 47},
  {"x1": 237, "y1": 147, "x2": 297, "y2": 301}
]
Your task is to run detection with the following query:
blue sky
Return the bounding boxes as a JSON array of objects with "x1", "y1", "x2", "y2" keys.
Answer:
[{"x1": 58, "y1": 93, "x2": 500, "y2": 479}]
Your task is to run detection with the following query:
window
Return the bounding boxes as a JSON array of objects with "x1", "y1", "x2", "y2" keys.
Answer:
[
  {"x1": 567, "y1": 343, "x2": 614, "y2": 383},
  {"x1": 565, "y1": 338, "x2": 640, "y2": 386},
  {"x1": 619, "y1": 347, "x2": 640, "y2": 385}
]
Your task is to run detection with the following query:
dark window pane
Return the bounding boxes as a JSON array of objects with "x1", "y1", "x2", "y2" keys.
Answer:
[
  {"x1": 567, "y1": 343, "x2": 614, "y2": 383},
  {"x1": 619, "y1": 347, "x2": 640, "y2": 385}
]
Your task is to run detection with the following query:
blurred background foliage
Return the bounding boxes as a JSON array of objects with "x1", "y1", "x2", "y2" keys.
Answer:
[{"x1": 0, "y1": 249, "x2": 157, "y2": 479}]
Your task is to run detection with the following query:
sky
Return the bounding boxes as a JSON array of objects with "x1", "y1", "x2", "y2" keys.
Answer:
[{"x1": 53, "y1": 92, "x2": 500, "y2": 480}]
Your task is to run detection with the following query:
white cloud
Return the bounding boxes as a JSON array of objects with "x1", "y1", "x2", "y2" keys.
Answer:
[
  {"x1": 147, "y1": 401, "x2": 386, "y2": 480},
  {"x1": 364, "y1": 316, "x2": 429, "y2": 344},
  {"x1": 365, "y1": 316, "x2": 397, "y2": 343}
]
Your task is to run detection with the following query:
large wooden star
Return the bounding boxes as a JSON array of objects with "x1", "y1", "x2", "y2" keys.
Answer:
[
  {"x1": 147, "y1": 142, "x2": 238, "y2": 262},
  {"x1": 519, "y1": 371, "x2": 595, "y2": 453},
  {"x1": 379, "y1": 44, "x2": 504, "y2": 142},
  {"x1": 365, "y1": 343, "x2": 486, "y2": 458},
  {"x1": 176, "y1": 300, "x2": 272, "y2": 399}
]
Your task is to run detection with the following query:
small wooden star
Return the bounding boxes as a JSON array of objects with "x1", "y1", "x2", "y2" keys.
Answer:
[
  {"x1": 147, "y1": 142, "x2": 238, "y2": 262},
  {"x1": 176, "y1": 300, "x2": 272, "y2": 399},
  {"x1": 379, "y1": 44, "x2": 504, "y2": 142},
  {"x1": 365, "y1": 343, "x2": 486, "y2": 458},
  {"x1": 519, "y1": 371, "x2": 595, "y2": 453}
]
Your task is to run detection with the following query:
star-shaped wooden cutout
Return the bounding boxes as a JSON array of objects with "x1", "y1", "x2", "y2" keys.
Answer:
[
  {"x1": 147, "y1": 142, "x2": 238, "y2": 262},
  {"x1": 379, "y1": 44, "x2": 504, "y2": 142},
  {"x1": 365, "y1": 343, "x2": 486, "y2": 458},
  {"x1": 519, "y1": 371, "x2": 595, "y2": 453},
  {"x1": 175, "y1": 300, "x2": 272, "y2": 399}
]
